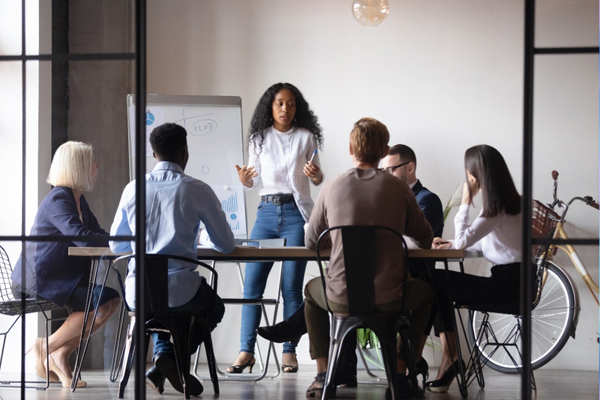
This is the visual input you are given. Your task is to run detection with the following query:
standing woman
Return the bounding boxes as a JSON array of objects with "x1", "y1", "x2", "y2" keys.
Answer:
[
  {"x1": 425, "y1": 144, "x2": 530, "y2": 393},
  {"x1": 230, "y1": 83, "x2": 324, "y2": 373},
  {"x1": 11, "y1": 141, "x2": 120, "y2": 388}
]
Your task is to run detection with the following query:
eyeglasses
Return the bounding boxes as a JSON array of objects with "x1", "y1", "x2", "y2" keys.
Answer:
[{"x1": 379, "y1": 161, "x2": 410, "y2": 174}]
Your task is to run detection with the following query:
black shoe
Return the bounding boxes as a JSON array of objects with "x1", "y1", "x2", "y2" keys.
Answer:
[
  {"x1": 385, "y1": 374, "x2": 415, "y2": 400},
  {"x1": 227, "y1": 355, "x2": 256, "y2": 374},
  {"x1": 145, "y1": 365, "x2": 165, "y2": 394},
  {"x1": 256, "y1": 321, "x2": 303, "y2": 343},
  {"x1": 154, "y1": 352, "x2": 204, "y2": 396},
  {"x1": 413, "y1": 358, "x2": 429, "y2": 393},
  {"x1": 425, "y1": 359, "x2": 464, "y2": 393}
]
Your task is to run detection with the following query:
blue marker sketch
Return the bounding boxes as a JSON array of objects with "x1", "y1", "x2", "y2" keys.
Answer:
[
  {"x1": 221, "y1": 192, "x2": 239, "y2": 213},
  {"x1": 146, "y1": 110, "x2": 155, "y2": 126},
  {"x1": 231, "y1": 213, "x2": 237, "y2": 220},
  {"x1": 191, "y1": 119, "x2": 218, "y2": 136},
  {"x1": 176, "y1": 110, "x2": 218, "y2": 136},
  {"x1": 202, "y1": 165, "x2": 210, "y2": 174}
]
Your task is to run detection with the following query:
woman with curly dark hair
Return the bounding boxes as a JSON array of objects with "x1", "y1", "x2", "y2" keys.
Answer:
[{"x1": 230, "y1": 83, "x2": 324, "y2": 374}]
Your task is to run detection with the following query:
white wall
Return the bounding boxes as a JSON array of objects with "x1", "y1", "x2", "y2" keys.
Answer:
[{"x1": 145, "y1": 0, "x2": 598, "y2": 370}]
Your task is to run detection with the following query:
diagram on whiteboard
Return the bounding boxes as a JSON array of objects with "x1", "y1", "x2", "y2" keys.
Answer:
[
  {"x1": 127, "y1": 94, "x2": 247, "y2": 238},
  {"x1": 211, "y1": 185, "x2": 247, "y2": 236}
]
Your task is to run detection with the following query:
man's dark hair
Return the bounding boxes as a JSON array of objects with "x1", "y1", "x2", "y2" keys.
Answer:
[
  {"x1": 388, "y1": 144, "x2": 417, "y2": 168},
  {"x1": 150, "y1": 123, "x2": 187, "y2": 159}
]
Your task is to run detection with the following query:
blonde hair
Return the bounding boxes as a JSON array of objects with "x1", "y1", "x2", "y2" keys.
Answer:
[
  {"x1": 350, "y1": 117, "x2": 390, "y2": 164},
  {"x1": 47, "y1": 141, "x2": 95, "y2": 192}
]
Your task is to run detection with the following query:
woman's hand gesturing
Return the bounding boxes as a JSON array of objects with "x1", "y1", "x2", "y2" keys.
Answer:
[
  {"x1": 235, "y1": 165, "x2": 258, "y2": 188},
  {"x1": 303, "y1": 161, "x2": 322, "y2": 185}
]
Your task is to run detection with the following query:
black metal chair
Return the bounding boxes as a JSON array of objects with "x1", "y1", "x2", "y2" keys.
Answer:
[
  {"x1": 453, "y1": 285, "x2": 540, "y2": 398},
  {"x1": 446, "y1": 201, "x2": 554, "y2": 398},
  {"x1": 315, "y1": 225, "x2": 414, "y2": 400},
  {"x1": 112, "y1": 254, "x2": 220, "y2": 399},
  {"x1": 0, "y1": 245, "x2": 68, "y2": 389}
]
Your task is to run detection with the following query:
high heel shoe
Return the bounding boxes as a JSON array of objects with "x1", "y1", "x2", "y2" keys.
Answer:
[
  {"x1": 45, "y1": 354, "x2": 87, "y2": 388},
  {"x1": 282, "y1": 353, "x2": 299, "y2": 373},
  {"x1": 226, "y1": 355, "x2": 256, "y2": 374},
  {"x1": 26, "y1": 338, "x2": 59, "y2": 383},
  {"x1": 425, "y1": 359, "x2": 464, "y2": 393},
  {"x1": 414, "y1": 358, "x2": 429, "y2": 389}
]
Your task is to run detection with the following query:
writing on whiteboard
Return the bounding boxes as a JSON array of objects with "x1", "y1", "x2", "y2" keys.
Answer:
[
  {"x1": 175, "y1": 111, "x2": 219, "y2": 136},
  {"x1": 191, "y1": 119, "x2": 218, "y2": 135}
]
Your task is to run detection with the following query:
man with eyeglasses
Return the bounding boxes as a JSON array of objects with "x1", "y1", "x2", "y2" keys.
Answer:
[
  {"x1": 380, "y1": 144, "x2": 445, "y2": 379},
  {"x1": 256, "y1": 143, "x2": 444, "y2": 389},
  {"x1": 380, "y1": 144, "x2": 444, "y2": 240}
]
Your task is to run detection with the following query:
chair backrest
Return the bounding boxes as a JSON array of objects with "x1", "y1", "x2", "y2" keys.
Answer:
[
  {"x1": 0, "y1": 246, "x2": 14, "y2": 302},
  {"x1": 112, "y1": 254, "x2": 219, "y2": 318},
  {"x1": 234, "y1": 238, "x2": 286, "y2": 248},
  {"x1": 315, "y1": 225, "x2": 408, "y2": 316}
]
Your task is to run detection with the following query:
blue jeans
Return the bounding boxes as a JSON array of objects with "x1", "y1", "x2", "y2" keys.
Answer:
[
  {"x1": 240, "y1": 201, "x2": 307, "y2": 354},
  {"x1": 153, "y1": 279, "x2": 225, "y2": 357}
]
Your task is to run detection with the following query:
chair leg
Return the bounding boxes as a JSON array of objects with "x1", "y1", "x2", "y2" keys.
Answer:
[
  {"x1": 452, "y1": 310, "x2": 469, "y2": 399},
  {"x1": 170, "y1": 317, "x2": 194, "y2": 400},
  {"x1": 379, "y1": 327, "x2": 399, "y2": 400},
  {"x1": 398, "y1": 320, "x2": 418, "y2": 395},
  {"x1": 322, "y1": 318, "x2": 350, "y2": 400},
  {"x1": 201, "y1": 323, "x2": 220, "y2": 394},
  {"x1": 110, "y1": 303, "x2": 128, "y2": 382},
  {"x1": 118, "y1": 318, "x2": 136, "y2": 399}
]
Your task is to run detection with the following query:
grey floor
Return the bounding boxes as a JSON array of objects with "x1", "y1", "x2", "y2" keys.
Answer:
[{"x1": 0, "y1": 365, "x2": 597, "y2": 400}]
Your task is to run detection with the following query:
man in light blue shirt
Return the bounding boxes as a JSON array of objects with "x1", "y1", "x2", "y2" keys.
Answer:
[{"x1": 110, "y1": 123, "x2": 234, "y2": 395}]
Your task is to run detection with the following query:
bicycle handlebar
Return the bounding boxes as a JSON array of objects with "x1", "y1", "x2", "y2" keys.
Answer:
[{"x1": 548, "y1": 170, "x2": 598, "y2": 222}]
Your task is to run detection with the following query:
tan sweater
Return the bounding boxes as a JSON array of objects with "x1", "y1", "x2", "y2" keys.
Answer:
[{"x1": 305, "y1": 168, "x2": 433, "y2": 305}]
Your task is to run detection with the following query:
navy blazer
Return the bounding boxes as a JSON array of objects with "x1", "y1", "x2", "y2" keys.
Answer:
[
  {"x1": 11, "y1": 186, "x2": 108, "y2": 306},
  {"x1": 412, "y1": 180, "x2": 444, "y2": 238},
  {"x1": 408, "y1": 180, "x2": 444, "y2": 277}
]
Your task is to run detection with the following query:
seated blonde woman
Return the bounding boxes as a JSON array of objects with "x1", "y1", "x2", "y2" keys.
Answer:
[{"x1": 11, "y1": 141, "x2": 120, "y2": 388}]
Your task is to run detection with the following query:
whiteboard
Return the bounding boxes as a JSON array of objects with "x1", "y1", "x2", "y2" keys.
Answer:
[{"x1": 127, "y1": 94, "x2": 247, "y2": 238}]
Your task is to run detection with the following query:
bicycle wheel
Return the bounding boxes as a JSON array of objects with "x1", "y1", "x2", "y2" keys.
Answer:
[{"x1": 467, "y1": 261, "x2": 575, "y2": 373}]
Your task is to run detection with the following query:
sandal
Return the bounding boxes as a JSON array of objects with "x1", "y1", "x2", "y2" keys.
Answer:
[
  {"x1": 282, "y1": 364, "x2": 299, "y2": 373},
  {"x1": 282, "y1": 353, "x2": 299, "y2": 373},
  {"x1": 306, "y1": 372, "x2": 327, "y2": 398},
  {"x1": 227, "y1": 356, "x2": 256, "y2": 374}
]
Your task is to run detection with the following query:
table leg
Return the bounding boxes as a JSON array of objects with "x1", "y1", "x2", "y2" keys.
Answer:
[{"x1": 71, "y1": 257, "x2": 113, "y2": 391}]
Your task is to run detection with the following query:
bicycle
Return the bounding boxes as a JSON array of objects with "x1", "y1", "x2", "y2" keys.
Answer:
[{"x1": 468, "y1": 170, "x2": 599, "y2": 373}]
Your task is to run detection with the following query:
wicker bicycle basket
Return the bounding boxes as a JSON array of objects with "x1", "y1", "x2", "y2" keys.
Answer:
[{"x1": 532, "y1": 199, "x2": 560, "y2": 258}]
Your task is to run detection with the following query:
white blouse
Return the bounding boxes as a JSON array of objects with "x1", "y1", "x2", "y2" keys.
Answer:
[
  {"x1": 450, "y1": 204, "x2": 522, "y2": 265},
  {"x1": 246, "y1": 126, "x2": 322, "y2": 222}
]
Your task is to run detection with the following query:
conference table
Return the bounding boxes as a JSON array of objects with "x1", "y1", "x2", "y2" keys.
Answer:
[{"x1": 67, "y1": 245, "x2": 477, "y2": 390}]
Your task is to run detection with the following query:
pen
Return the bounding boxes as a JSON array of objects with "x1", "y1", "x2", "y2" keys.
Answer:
[
  {"x1": 308, "y1": 149, "x2": 317, "y2": 163},
  {"x1": 437, "y1": 241, "x2": 449, "y2": 245}
]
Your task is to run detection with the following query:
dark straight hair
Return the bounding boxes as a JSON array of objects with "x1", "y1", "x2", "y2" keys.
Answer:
[{"x1": 464, "y1": 145, "x2": 521, "y2": 218}]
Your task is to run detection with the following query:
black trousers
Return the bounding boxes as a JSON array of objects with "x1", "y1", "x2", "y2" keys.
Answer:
[{"x1": 425, "y1": 262, "x2": 528, "y2": 335}]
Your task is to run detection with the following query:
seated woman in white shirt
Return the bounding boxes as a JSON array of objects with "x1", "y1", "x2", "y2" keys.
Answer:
[
  {"x1": 230, "y1": 83, "x2": 324, "y2": 373},
  {"x1": 426, "y1": 144, "x2": 531, "y2": 393}
]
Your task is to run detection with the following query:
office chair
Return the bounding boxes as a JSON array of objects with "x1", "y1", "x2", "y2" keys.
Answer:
[{"x1": 0, "y1": 245, "x2": 68, "y2": 389}]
